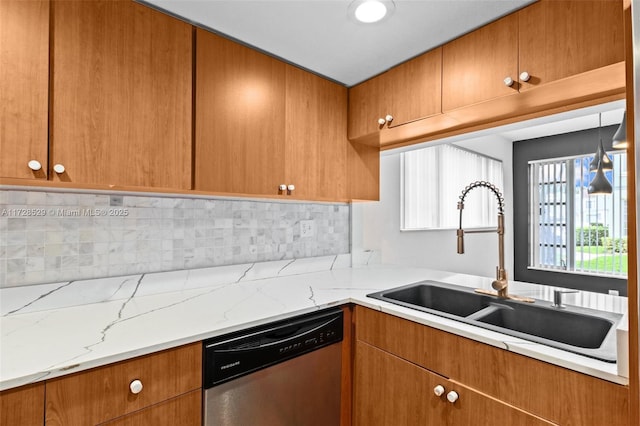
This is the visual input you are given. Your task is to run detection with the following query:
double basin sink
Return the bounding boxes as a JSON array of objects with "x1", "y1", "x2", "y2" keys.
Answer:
[{"x1": 367, "y1": 280, "x2": 621, "y2": 362}]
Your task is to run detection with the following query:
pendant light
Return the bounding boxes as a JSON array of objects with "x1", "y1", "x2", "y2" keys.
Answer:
[
  {"x1": 587, "y1": 113, "x2": 613, "y2": 195},
  {"x1": 612, "y1": 111, "x2": 628, "y2": 150}
]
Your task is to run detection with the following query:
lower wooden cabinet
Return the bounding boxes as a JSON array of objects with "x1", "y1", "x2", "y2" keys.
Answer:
[
  {"x1": 102, "y1": 390, "x2": 201, "y2": 426},
  {"x1": 45, "y1": 343, "x2": 201, "y2": 426},
  {"x1": 354, "y1": 306, "x2": 629, "y2": 426},
  {"x1": 0, "y1": 382, "x2": 45, "y2": 426},
  {"x1": 354, "y1": 341, "x2": 552, "y2": 426}
]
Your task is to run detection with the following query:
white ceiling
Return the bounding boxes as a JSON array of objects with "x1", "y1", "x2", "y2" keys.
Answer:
[{"x1": 141, "y1": 0, "x2": 535, "y2": 87}]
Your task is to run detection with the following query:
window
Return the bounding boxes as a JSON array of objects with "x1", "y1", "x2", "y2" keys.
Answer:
[
  {"x1": 529, "y1": 155, "x2": 627, "y2": 276},
  {"x1": 513, "y1": 125, "x2": 627, "y2": 295},
  {"x1": 401, "y1": 144, "x2": 503, "y2": 230}
]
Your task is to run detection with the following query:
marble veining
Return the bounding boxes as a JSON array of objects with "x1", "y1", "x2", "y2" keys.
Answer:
[{"x1": 0, "y1": 260, "x2": 629, "y2": 392}]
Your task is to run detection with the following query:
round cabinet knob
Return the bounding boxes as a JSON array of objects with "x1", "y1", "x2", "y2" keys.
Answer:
[
  {"x1": 377, "y1": 117, "x2": 386, "y2": 126},
  {"x1": 279, "y1": 184, "x2": 287, "y2": 191},
  {"x1": 27, "y1": 160, "x2": 42, "y2": 171},
  {"x1": 446, "y1": 390, "x2": 459, "y2": 403},
  {"x1": 287, "y1": 184, "x2": 295, "y2": 191},
  {"x1": 129, "y1": 379, "x2": 143, "y2": 394},
  {"x1": 385, "y1": 114, "x2": 394, "y2": 123},
  {"x1": 433, "y1": 385, "x2": 445, "y2": 397},
  {"x1": 503, "y1": 76, "x2": 515, "y2": 87},
  {"x1": 53, "y1": 164, "x2": 65, "y2": 174},
  {"x1": 519, "y1": 71, "x2": 531, "y2": 82}
]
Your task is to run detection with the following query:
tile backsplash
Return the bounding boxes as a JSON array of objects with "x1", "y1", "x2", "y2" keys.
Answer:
[{"x1": 0, "y1": 189, "x2": 350, "y2": 288}]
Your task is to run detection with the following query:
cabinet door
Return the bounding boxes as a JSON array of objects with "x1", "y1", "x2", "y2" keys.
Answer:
[
  {"x1": 442, "y1": 13, "x2": 518, "y2": 111},
  {"x1": 51, "y1": 0, "x2": 192, "y2": 189},
  {"x1": 348, "y1": 48, "x2": 442, "y2": 140},
  {"x1": 354, "y1": 341, "x2": 444, "y2": 425},
  {"x1": 45, "y1": 343, "x2": 201, "y2": 425},
  {"x1": 386, "y1": 47, "x2": 442, "y2": 129},
  {"x1": 195, "y1": 29, "x2": 285, "y2": 195},
  {"x1": 285, "y1": 65, "x2": 347, "y2": 200},
  {"x1": 354, "y1": 341, "x2": 552, "y2": 426},
  {"x1": 348, "y1": 74, "x2": 387, "y2": 140},
  {"x1": 101, "y1": 390, "x2": 201, "y2": 426},
  {"x1": 0, "y1": 0, "x2": 49, "y2": 180},
  {"x1": 0, "y1": 383, "x2": 45, "y2": 426},
  {"x1": 518, "y1": 0, "x2": 624, "y2": 92}
]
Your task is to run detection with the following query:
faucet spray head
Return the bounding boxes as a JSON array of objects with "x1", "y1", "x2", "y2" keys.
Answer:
[{"x1": 456, "y1": 229, "x2": 464, "y2": 254}]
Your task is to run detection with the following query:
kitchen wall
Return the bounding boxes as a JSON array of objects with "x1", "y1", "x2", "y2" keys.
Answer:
[
  {"x1": 0, "y1": 189, "x2": 350, "y2": 288},
  {"x1": 352, "y1": 134, "x2": 514, "y2": 278}
]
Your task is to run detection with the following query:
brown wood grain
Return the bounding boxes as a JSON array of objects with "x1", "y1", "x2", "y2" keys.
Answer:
[
  {"x1": 355, "y1": 306, "x2": 629, "y2": 425},
  {"x1": 285, "y1": 64, "x2": 348, "y2": 200},
  {"x1": 101, "y1": 390, "x2": 201, "y2": 426},
  {"x1": 0, "y1": 0, "x2": 49, "y2": 180},
  {"x1": 0, "y1": 382, "x2": 45, "y2": 426},
  {"x1": 45, "y1": 343, "x2": 201, "y2": 425},
  {"x1": 340, "y1": 305, "x2": 354, "y2": 426},
  {"x1": 354, "y1": 341, "x2": 554, "y2": 426},
  {"x1": 518, "y1": 0, "x2": 625, "y2": 91},
  {"x1": 348, "y1": 48, "x2": 442, "y2": 140},
  {"x1": 50, "y1": 0, "x2": 192, "y2": 189},
  {"x1": 194, "y1": 29, "x2": 286, "y2": 195},
  {"x1": 442, "y1": 13, "x2": 519, "y2": 111}
]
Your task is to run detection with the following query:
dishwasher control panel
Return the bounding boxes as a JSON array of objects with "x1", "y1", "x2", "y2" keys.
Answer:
[{"x1": 203, "y1": 308, "x2": 343, "y2": 387}]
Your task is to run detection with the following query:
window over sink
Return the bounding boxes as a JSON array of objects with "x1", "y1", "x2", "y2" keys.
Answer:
[{"x1": 513, "y1": 120, "x2": 628, "y2": 295}]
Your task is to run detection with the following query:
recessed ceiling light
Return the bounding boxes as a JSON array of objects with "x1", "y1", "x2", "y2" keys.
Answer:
[{"x1": 349, "y1": 0, "x2": 395, "y2": 24}]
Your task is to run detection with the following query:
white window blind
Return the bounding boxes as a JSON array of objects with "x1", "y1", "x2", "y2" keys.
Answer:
[{"x1": 401, "y1": 144, "x2": 504, "y2": 230}]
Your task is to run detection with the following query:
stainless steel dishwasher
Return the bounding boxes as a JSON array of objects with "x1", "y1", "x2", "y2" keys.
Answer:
[{"x1": 203, "y1": 308, "x2": 343, "y2": 426}]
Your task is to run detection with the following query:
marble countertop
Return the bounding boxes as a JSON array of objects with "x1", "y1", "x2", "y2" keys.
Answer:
[{"x1": 0, "y1": 255, "x2": 629, "y2": 391}]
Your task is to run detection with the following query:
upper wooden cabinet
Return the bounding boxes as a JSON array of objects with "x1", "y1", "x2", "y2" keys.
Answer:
[
  {"x1": 518, "y1": 0, "x2": 624, "y2": 92},
  {"x1": 443, "y1": 0, "x2": 624, "y2": 111},
  {"x1": 0, "y1": 0, "x2": 49, "y2": 180},
  {"x1": 442, "y1": 14, "x2": 518, "y2": 111},
  {"x1": 50, "y1": 0, "x2": 192, "y2": 189},
  {"x1": 196, "y1": 30, "x2": 375, "y2": 201},
  {"x1": 285, "y1": 65, "x2": 348, "y2": 200},
  {"x1": 348, "y1": 48, "x2": 442, "y2": 141},
  {"x1": 195, "y1": 29, "x2": 286, "y2": 196}
]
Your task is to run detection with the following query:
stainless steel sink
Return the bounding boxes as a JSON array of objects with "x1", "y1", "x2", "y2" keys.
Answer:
[{"x1": 367, "y1": 280, "x2": 621, "y2": 363}]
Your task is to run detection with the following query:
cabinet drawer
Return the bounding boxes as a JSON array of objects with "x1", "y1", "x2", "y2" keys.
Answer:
[
  {"x1": 45, "y1": 343, "x2": 201, "y2": 426},
  {"x1": 101, "y1": 390, "x2": 201, "y2": 426},
  {"x1": 0, "y1": 382, "x2": 45, "y2": 426}
]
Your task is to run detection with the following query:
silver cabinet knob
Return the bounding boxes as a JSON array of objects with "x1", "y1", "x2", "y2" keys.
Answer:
[
  {"x1": 287, "y1": 184, "x2": 295, "y2": 191},
  {"x1": 434, "y1": 385, "x2": 445, "y2": 397},
  {"x1": 385, "y1": 114, "x2": 393, "y2": 123},
  {"x1": 53, "y1": 164, "x2": 65, "y2": 174},
  {"x1": 129, "y1": 379, "x2": 143, "y2": 394},
  {"x1": 28, "y1": 160, "x2": 42, "y2": 171},
  {"x1": 279, "y1": 184, "x2": 287, "y2": 191},
  {"x1": 519, "y1": 71, "x2": 531, "y2": 82},
  {"x1": 503, "y1": 76, "x2": 514, "y2": 87},
  {"x1": 377, "y1": 117, "x2": 386, "y2": 126},
  {"x1": 446, "y1": 390, "x2": 459, "y2": 403}
]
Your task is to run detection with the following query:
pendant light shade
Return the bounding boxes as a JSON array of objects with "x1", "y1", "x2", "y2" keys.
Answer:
[
  {"x1": 612, "y1": 111, "x2": 628, "y2": 150},
  {"x1": 587, "y1": 166, "x2": 613, "y2": 194},
  {"x1": 587, "y1": 112, "x2": 613, "y2": 195},
  {"x1": 588, "y1": 139, "x2": 613, "y2": 172}
]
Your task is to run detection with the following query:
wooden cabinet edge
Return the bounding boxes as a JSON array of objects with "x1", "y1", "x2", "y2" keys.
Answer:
[
  {"x1": 348, "y1": 61, "x2": 625, "y2": 150},
  {"x1": 0, "y1": 382, "x2": 45, "y2": 426},
  {"x1": 0, "y1": 178, "x2": 357, "y2": 203}
]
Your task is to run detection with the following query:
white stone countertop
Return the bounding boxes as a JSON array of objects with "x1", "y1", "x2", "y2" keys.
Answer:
[{"x1": 0, "y1": 255, "x2": 629, "y2": 391}]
